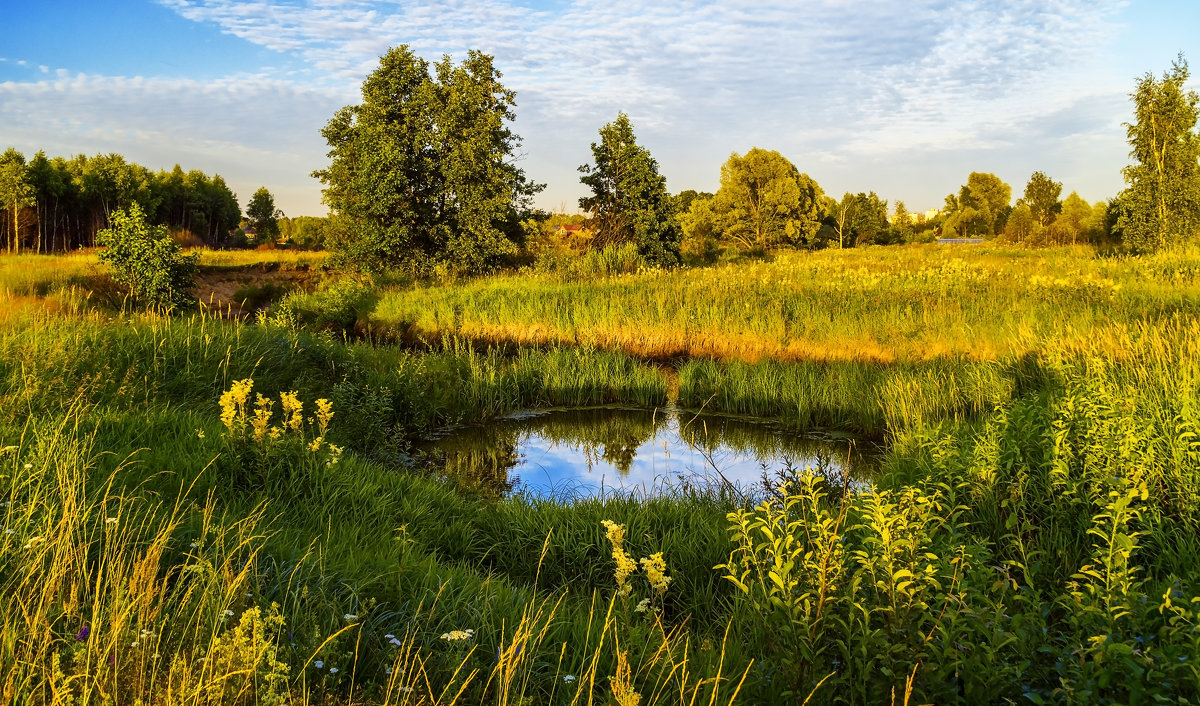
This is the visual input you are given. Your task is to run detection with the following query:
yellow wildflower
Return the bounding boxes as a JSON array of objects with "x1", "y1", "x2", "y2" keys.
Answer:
[
  {"x1": 308, "y1": 437, "x2": 324, "y2": 452},
  {"x1": 251, "y1": 394, "x2": 273, "y2": 442},
  {"x1": 601, "y1": 521, "x2": 637, "y2": 596},
  {"x1": 639, "y1": 553, "x2": 671, "y2": 594},
  {"x1": 280, "y1": 391, "x2": 304, "y2": 431},
  {"x1": 609, "y1": 649, "x2": 641, "y2": 706},
  {"x1": 314, "y1": 398, "x2": 334, "y2": 433},
  {"x1": 219, "y1": 379, "x2": 253, "y2": 430},
  {"x1": 440, "y1": 629, "x2": 474, "y2": 641}
]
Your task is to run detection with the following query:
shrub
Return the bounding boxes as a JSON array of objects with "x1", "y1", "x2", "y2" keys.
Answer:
[{"x1": 97, "y1": 203, "x2": 199, "y2": 310}]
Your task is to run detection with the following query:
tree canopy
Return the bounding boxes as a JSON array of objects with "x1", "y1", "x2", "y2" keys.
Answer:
[
  {"x1": 246, "y1": 187, "x2": 283, "y2": 243},
  {"x1": 578, "y1": 113, "x2": 681, "y2": 266},
  {"x1": 943, "y1": 172, "x2": 1012, "y2": 238},
  {"x1": 0, "y1": 148, "x2": 241, "y2": 252},
  {"x1": 707, "y1": 148, "x2": 824, "y2": 249},
  {"x1": 1117, "y1": 55, "x2": 1200, "y2": 253},
  {"x1": 1020, "y1": 171, "x2": 1063, "y2": 227},
  {"x1": 314, "y1": 45, "x2": 542, "y2": 273}
]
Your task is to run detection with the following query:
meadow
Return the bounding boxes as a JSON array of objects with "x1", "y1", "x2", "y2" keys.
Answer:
[{"x1": 2, "y1": 245, "x2": 1199, "y2": 704}]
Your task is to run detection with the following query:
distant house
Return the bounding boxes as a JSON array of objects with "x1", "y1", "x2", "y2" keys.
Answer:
[
  {"x1": 555, "y1": 224, "x2": 585, "y2": 237},
  {"x1": 936, "y1": 238, "x2": 984, "y2": 244}
]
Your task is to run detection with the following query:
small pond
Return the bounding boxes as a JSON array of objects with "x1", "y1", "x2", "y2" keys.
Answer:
[{"x1": 416, "y1": 406, "x2": 879, "y2": 499}]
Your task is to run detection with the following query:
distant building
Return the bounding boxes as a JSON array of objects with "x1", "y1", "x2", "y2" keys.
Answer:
[{"x1": 555, "y1": 224, "x2": 585, "y2": 237}]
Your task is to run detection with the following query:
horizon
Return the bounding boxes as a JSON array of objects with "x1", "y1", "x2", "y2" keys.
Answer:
[{"x1": 2, "y1": 0, "x2": 1197, "y2": 217}]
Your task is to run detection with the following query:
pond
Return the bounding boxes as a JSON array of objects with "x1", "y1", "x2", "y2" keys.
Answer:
[{"x1": 416, "y1": 406, "x2": 879, "y2": 499}]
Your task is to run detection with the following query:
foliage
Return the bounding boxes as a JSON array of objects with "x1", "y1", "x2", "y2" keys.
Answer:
[
  {"x1": 828, "y1": 191, "x2": 888, "y2": 248},
  {"x1": 314, "y1": 45, "x2": 542, "y2": 274},
  {"x1": 706, "y1": 148, "x2": 825, "y2": 250},
  {"x1": 246, "y1": 186, "x2": 283, "y2": 243},
  {"x1": 1021, "y1": 171, "x2": 1063, "y2": 227},
  {"x1": 96, "y1": 202, "x2": 198, "y2": 310},
  {"x1": 943, "y1": 172, "x2": 1012, "y2": 238},
  {"x1": 1117, "y1": 55, "x2": 1200, "y2": 253},
  {"x1": 0, "y1": 147, "x2": 34, "y2": 253},
  {"x1": 578, "y1": 113, "x2": 682, "y2": 267}
]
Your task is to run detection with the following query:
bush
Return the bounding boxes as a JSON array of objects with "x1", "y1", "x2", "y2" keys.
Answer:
[{"x1": 97, "y1": 203, "x2": 199, "y2": 310}]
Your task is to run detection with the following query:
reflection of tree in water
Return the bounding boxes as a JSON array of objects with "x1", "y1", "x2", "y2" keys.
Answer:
[
  {"x1": 676, "y1": 412, "x2": 876, "y2": 479},
  {"x1": 530, "y1": 408, "x2": 665, "y2": 475},
  {"x1": 423, "y1": 406, "x2": 877, "y2": 497},
  {"x1": 429, "y1": 426, "x2": 520, "y2": 500}
]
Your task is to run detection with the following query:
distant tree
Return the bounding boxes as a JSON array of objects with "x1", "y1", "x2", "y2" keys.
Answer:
[
  {"x1": 1003, "y1": 203, "x2": 1039, "y2": 244},
  {"x1": 246, "y1": 186, "x2": 283, "y2": 243},
  {"x1": 0, "y1": 148, "x2": 33, "y2": 253},
  {"x1": 671, "y1": 189, "x2": 712, "y2": 217},
  {"x1": 314, "y1": 45, "x2": 542, "y2": 273},
  {"x1": 707, "y1": 148, "x2": 824, "y2": 249},
  {"x1": 829, "y1": 191, "x2": 887, "y2": 247},
  {"x1": 97, "y1": 203, "x2": 198, "y2": 310},
  {"x1": 679, "y1": 195, "x2": 718, "y2": 261},
  {"x1": 1056, "y1": 191, "x2": 1095, "y2": 245},
  {"x1": 943, "y1": 172, "x2": 1011, "y2": 238},
  {"x1": 1020, "y1": 171, "x2": 1063, "y2": 227},
  {"x1": 891, "y1": 200, "x2": 914, "y2": 244},
  {"x1": 578, "y1": 113, "x2": 680, "y2": 266},
  {"x1": 1117, "y1": 54, "x2": 1200, "y2": 253}
]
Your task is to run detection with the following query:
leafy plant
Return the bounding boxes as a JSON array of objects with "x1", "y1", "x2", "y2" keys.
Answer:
[{"x1": 96, "y1": 202, "x2": 198, "y2": 310}]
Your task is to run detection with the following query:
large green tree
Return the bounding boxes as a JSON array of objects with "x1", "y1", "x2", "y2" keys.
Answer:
[
  {"x1": 1117, "y1": 55, "x2": 1200, "y2": 253},
  {"x1": 246, "y1": 186, "x2": 283, "y2": 243},
  {"x1": 830, "y1": 191, "x2": 887, "y2": 248},
  {"x1": 314, "y1": 45, "x2": 542, "y2": 273},
  {"x1": 943, "y1": 172, "x2": 1011, "y2": 238},
  {"x1": 578, "y1": 113, "x2": 681, "y2": 266},
  {"x1": 707, "y1": 148, "x2": 824, "y2": 249}
]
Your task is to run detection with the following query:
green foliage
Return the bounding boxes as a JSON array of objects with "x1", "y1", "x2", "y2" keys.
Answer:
[
  {"x1": 1021, "y1": 171, "x2": 1064, "y2": 227},
  {"x1": 943, "y1": 172, "x2": 1012, "y2": 239},
  {"x1": 1118, "y1": 55, "x2": 1200, "y2": 253},
  {"x1": 96, "y1": 202, "x2": 198, "y2": 310},
  {"x1": 314, "y1": 45, "x2": 542, "y2": 275},
  {"x1": 0, "y1": 147, "x2": 34, "y2": 253},
  {"x1": 829, "y1": 191, "x2": 888, "y2": 248},
  {"x1": 246, "y1": 186, "x2": 283, "y2": 243},
  {"x1": 708, "y1": 148, "x2": 825, "y2": 250},
  {"x1": 578, "y1": 113, "x2": 682, "y2": 267}
]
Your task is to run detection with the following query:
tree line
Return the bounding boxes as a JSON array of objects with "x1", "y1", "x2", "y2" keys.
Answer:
[
  {"x1": 0, "y1": 150, "x2": 242, "y2": 253},
  {"x1": 313, "y1": 47, "x2": 1199, "y2": 274}
]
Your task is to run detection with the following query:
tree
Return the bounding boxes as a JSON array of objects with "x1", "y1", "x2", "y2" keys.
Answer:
[
  {"x1": 1056, "y1": 191, "x2": 1095, "y2": 245},
  {"x1": 942, "y1": 172, "x2": 1011, "y2": 238},
  {"x1": 314, "y1": 45, "x2": 542, "y2": 273},
  {"x1": 829, "y1": 191, "x2": 887, "y2": 247},
  {"x1": 246, "y1": 187, "x2": 283, "y2": 243},
  {"x1": 1003, "y1": 203, "x2": 1039, "y2": 244},
  {"x1": 97, "y1": 203, "x2": 198, "y2": 310},
  {"x1": 578, "y1": 113, "x2": 680, "y2": 266},
  {"x1": 0, "y1": 148, "x2": 33, "y2": 253},
  {"x1": 1020, "y1": 171, "x2": 1062, "y2": 227},
  {"x1": 707, "y1": 148, "x2": 824, "y2": 250},
  {"x1": 891, "y1": 200, "x2": 914, "y2": 244},
  {"x1": 1117, "y1": 55, "x2": 1200, "y2": 253}
]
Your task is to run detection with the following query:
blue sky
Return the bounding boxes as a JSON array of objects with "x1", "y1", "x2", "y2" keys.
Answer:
[{"x1": 2, "y1": 0, "x2": 1197, "y2": 217}]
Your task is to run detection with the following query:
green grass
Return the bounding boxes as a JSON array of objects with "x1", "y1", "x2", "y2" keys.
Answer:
[{"x1": 2, "y1": 246, "x2": 1200, "y2": 704}]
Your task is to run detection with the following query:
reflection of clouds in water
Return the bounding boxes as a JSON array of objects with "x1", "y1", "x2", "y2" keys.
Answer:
[
  {"x1": 423, "y1": 407, "x2": 874, "y2": 499},
  {"x1": 512, "y1": 420, "x2": 847, "y2": 498}
]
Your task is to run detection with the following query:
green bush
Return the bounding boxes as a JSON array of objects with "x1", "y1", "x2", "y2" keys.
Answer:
[{"x1": 96, "y1": 203, "x2": 198, "y2": 310}]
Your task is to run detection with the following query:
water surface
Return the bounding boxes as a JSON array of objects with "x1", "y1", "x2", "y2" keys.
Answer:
[{"x1": 417, "y1": 407, "x2": 877, "y2": 499}]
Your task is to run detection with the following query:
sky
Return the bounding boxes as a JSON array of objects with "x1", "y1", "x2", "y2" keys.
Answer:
[{"x1": 2, "y1": 0, "x2": 1197, "y2": 217}]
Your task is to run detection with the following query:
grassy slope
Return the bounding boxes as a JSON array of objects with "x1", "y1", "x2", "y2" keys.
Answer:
[{"x1": 2, "y1": 247, "x2": 1200, "y2": 704}]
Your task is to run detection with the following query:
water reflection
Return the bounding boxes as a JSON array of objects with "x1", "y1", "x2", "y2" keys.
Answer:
[{"x1": 417, "y1": 407, "x2": 878, "y2": 499}]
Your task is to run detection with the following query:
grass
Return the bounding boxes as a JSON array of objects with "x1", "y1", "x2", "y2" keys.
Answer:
[{"x1": 2, "y1": 245, "x2": 1200, "y2": 704}]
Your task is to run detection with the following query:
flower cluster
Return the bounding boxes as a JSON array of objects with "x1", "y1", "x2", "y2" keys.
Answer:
[
  {"x1": 639, "y1": 553, "x2": 672, "y2": 594},
  {"x1": 440, "y1": 628, "x2": 475, "y2": 641},
  {"x1": 602, "y1": 520, "x2": 638, "y2": 597},
  {"x1": 217, "y1": 379, "x2": 341, "y2": 466}
]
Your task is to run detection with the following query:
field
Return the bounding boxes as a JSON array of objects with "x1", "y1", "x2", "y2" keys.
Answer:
[{"x1": 3, "y1": 245, "x2": 1200, "y2": 704}]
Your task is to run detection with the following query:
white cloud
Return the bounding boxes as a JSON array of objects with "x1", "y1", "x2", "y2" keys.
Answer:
[{"x1": 2, "y1": 0, "x2": 1136, "y2": 214}]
